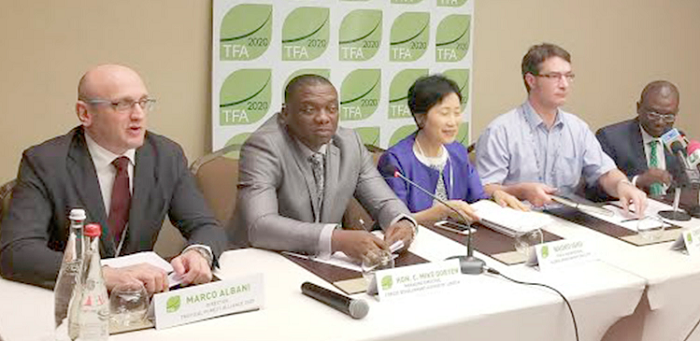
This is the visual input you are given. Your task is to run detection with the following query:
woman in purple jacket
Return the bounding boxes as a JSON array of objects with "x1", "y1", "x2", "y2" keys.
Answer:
[{"x1": 378, "y1": 75, "x2": 525, "y2": 226}]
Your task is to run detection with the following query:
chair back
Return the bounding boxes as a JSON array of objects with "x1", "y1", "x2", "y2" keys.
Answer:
[
  {"x1": 341, "y1": 145, "x2": 385, "y2": 231},
  {"x1": 0, "y1": 179, "x2": 16, "y2": 235},
  {"x1": 190, "y1": 145, "x2": 240, "y2": 225}
]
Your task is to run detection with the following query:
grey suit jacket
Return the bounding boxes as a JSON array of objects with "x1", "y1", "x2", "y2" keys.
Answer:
[
  {"x1": 0, "y1": 127, "x2": 227, "y2": 289},
  {"x1": 228, "y1": 114, "x2": 411, "y2": 254}
]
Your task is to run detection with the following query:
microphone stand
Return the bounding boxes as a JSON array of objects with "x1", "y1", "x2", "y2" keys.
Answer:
[{"x1": 393, "y1": 171, "x2": 485, "y2": 275}]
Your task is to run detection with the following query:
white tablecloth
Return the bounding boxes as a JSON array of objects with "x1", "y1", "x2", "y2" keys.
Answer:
[{"x1": 0, "y1": 225, "x2": 645, "y2": 341}]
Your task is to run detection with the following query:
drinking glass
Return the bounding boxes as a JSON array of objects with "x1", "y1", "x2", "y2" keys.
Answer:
[
  {"x1": 637, "y1": 215, "x2": 666, "y2": 241},
  {"x1": 361, "y1": 250, "x2": 395, "y2": 295},
  {"x1": 109, "y1": 282, "x2": 149, "y2": 328},
  {"x1": 514, "y1": 229, "x2": 544, "y2": 258}
]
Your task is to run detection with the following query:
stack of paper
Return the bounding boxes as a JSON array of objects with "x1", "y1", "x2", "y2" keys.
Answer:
[{"x1": 471, "y1": 200, "x2": 553, "y2": 237}]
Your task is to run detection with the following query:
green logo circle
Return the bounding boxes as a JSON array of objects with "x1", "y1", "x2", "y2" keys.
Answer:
[
  {"x1": 166, "y1": 296, "x2": 181, "y2": 313},
  {"x1": 282, "y1": 7, "x2": 330, "y2": 61},
  {"x1": 355, "y1": 127, "x2": 380, "y2": 146},
  {"x1": 219, "y1": 69, "x2": 272, "y2": 126},
  {"x1": 220, "y1": 4, "x2": 272, "y2": 61}
]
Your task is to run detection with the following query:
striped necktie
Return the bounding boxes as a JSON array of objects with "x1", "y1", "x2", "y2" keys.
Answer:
[{"x1": 649, "y1": 140, "x2": 663, "y2": 196}]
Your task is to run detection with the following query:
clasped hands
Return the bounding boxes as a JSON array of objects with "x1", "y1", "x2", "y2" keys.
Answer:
[
  {"x1": 102, "y1": 248, "x2": 212, "y2": 296},
  {"x1": 332, "y1": 219, "x2": 414, "y2": 263}
]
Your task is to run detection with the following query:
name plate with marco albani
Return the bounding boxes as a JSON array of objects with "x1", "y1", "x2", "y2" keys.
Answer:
[
  {"x1": 375, "y1": 259, "x2": 462, "y2": 301},
  {"x1": 527, "y1": 239, "x2": 596, "y2": 271},
  {"x1": 153, "y1": 274, "x2": 264, "y2": 329},
  {"x1": 671, "y1": 228, "x2": 700, "y2": 256}
]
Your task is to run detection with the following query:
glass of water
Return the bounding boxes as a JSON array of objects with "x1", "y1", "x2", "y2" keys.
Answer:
[
  {"x1": 361, "y1": 250, "x2": 395, "y2": 295},
  {"x1": 514, "y1": 229, "x2": 544, "y2": 258},
  {"x1": 637, "y1": 215, "x2": 666, "y2": 241},
  {"x1": 109, "y1": 282, "x2": 149, "y2": 328}
]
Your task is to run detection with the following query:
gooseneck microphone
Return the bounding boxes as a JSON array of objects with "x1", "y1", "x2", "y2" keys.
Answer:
[
  {"x1": 381, "y1": 164, "x2": 485, "y2": 275},
  {"x1": 301, "y1": 282, "x2": 369, "y2": 319}
]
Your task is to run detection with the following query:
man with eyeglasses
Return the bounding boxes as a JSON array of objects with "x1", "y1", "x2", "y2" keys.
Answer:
[
  {"x1": 595, "y1": 81, "x2": 683, "y2": 197},
  {"x1": 0, "y1": 64, "x2": 227, "y2": 294},
  {"x1": 476, "y1": 43, "x2": 647, "y2": 215}
]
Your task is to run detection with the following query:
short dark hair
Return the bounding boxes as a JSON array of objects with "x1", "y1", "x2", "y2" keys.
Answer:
[
  {"x1": 521, "y1": 43, "x2": 571, "y2": 92},
  {"x1": 284, "y1": 74, "x2": 333, "y2": 104},
  {"x1": 407, "y1": 74, "x2": 462, "y2": 128},
  {"x1": 640, "y1": 80, "x2": 680, "y2": 105}
]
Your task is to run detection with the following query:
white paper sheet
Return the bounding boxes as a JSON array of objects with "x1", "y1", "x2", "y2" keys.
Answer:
[{"x1": 471, "y1": 200, "x2": 553, "y2": 236}]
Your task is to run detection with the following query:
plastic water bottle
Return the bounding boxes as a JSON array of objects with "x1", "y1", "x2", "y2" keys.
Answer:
[
  {"x1": 77, "y1": 223, "x2": 109, "y2": 340},
  {"x1": 54, "y1": 208, "x2": 86, "y2": 340}
]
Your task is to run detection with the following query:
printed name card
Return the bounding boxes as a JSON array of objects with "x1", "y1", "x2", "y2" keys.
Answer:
[
  {"x1": 527, "y1": 239, "x2": 595, "y2": 271},
  {"x1": 153, "y1": 274, "x2": 263, "y2": 329},
  {"x1": 375, "y1": 259, "x2": 462, "y2": 301},
  {"x1": 671, "y1": 228, "x2": 700, "y2": 256}
]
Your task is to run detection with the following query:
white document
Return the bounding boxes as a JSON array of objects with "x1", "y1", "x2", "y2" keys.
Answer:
[
  {"x1": 471, "y1": 200, "x2": 553, "y2": 237},
  {"x1": 585, "y1": 201, "x2": 670, "y2": 232},
  {"x1": 101, "y1": 251, "x2": 184, "y2": 288}
]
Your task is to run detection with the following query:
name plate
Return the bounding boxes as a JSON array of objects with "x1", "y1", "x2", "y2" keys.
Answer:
[
  {"x1": 671, "y1": 228, "x2": 700, "y2": 256},
  {"x1": 527, "y1": 239, "x2": 595, "y2": 271},
  {"x1": 375, "y1": 259, "x2": 462, "y2": 301},
  {"x1": 153, "y1": 274, "x2": 264, "y2": 330}
]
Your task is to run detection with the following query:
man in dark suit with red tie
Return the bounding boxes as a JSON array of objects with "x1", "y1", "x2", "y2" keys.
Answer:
[
  {"x1": 0, "y1": 64, "x2": 227, "y2": 295},
  {"x1": 595, "y1": 81, "x2": 684, "y2": 197}
]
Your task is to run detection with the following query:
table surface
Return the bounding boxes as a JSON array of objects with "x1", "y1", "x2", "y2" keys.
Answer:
[{"x1": 0, "y1": 225, "x2": 647, "y2": 341}]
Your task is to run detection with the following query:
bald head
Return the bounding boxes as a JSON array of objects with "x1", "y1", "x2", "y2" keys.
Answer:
[
  {"x1": 637, "y1": 80, "x2": 680, "y2": 137},
  {"x1": 78, "y1": 64, "x2": 146, "y2": 100}
]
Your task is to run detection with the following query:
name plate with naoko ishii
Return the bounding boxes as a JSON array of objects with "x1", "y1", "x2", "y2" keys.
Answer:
[
  {"x1": 375, "y1": 259, "x2": 462, "y2": 301},
  {"x1": 153, "y1": 274, "x2": 264, "y2": 330},
  {"x1": 527, "y1": 239, "x2": 596, "y2": 272}
]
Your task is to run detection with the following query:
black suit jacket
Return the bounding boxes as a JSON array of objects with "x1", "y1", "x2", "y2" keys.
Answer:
[
  {"x1": 0, "y1": 127, "x2": 227, "y2": 289},
  {"x1": 596, "y1": 118, "x2": 683, "y2": 188}
]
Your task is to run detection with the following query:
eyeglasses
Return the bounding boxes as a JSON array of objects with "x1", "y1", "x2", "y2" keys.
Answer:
[
  {"x1": 83, "y1": 97, "x2": 157, "y2": 113},
  {"x1": 645, "y1": 110, "x2": 676, "y2": 123},
  {"x1": 535, "y1": 72, "x2": 575, "y2": 82}
]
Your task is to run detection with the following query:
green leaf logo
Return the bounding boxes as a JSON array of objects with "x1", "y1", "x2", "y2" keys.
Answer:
[
  {"x1": 455, "y1": 123, "x2": 470, "y2": 148},
  {"x1": 390, "y1": 12, "x2": 430, "y2": 62},
  {"x1": 220, "y1": 4, "x2": 272, "y2": 61},
  {"x1": 541, "y1": 246, "x2": 550, "y2": 259},
  {"x1": 282, "y1": 69, "x2": 331, "y2": 102},
  {"x1": 381, "y1": 275, "x2": 393, "y2": 290},
  {"x1": 355, "y1": 127, "x2": 380, "y2": 146},
  {"x1": 223, "y1": 132, "x2": 251, "y2": 160},
  {"x1": 282, "y1": 7, "x2": 330, "y2": 61},
  {"x1": 437, "y1": 0, "x2": 469, "y2": 7},
  {"x1": 389, "y1": 125, "x2": 419, "y2": 147},
  {"x1": 339, "y1": 10, "x2": 382, "y2": 61},
  {"x1": 340, "y1": 69, "x2": 381, "y2": 121},
  {"x1": 219, "y1": 69, "x2": 272, "y2": 126},
  {"x1": 687, "y1": 233, "x2": 693, "y2": 243},
  {"x1": 436, "y1": 15, "x2": 471, "y2": 62},
  {"x1": 442, "y1": 68, "x2": 471, "y2": 107},
  {"x1": 166, "y1": 296, "x2": 181, "y2": 313},
  {"x1": 388, "y1": 69, "x2": 428, "y2": 119},
  {"x1": 392, "y1": 0, "x2": 423, "y2": 4}
]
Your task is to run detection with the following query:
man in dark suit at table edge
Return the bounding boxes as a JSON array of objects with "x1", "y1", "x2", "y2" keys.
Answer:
[{"x1": 0, "y1": 64, "x2": 227, "y2": 295}]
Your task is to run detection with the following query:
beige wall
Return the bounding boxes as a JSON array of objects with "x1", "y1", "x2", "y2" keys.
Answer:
[{"x1": 1, "y1": 0, "x2": 698, "y2": 254}]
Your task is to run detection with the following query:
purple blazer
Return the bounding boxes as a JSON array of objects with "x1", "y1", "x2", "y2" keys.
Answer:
[{"x1": 378, "y1": 133, "x2": 488, "y2": 213}]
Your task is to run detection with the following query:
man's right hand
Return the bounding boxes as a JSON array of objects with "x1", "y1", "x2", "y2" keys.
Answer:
[
  {"x1": 636, "y1": 169, "x2": 672, "y2": 191},
  {"x1": 516, "y1": 183, "x2": 558, "y2": 207},
  {"x1": 331, "y1": 230, "x2": 389, "y2": 263},
  {"x1": 102, "y1": 263, "x2": 169, "y2": 295}
]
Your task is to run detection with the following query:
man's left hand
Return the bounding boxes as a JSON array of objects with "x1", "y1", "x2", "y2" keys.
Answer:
[
  {"x1": 617, "y1": 180, "x2": 648, "y2": 218},
  {"x1": 170, "y1": 250, "x2": 213, "y2": 286},
  {"x1": 384, "y1": 219, "x2": 415, "y2": 250}
]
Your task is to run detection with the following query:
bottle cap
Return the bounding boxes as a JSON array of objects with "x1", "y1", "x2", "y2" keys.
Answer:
[
  {"x1": 84, "y1": 224, "x2": 102, "y2": 237},
  {"x1": 69, "y1": 208, "x2": 86, "y2": 221}
]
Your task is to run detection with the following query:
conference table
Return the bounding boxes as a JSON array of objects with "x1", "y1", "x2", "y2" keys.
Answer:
[{"x1": 0, "y1": 225, "x2": 647, "y2": 341}]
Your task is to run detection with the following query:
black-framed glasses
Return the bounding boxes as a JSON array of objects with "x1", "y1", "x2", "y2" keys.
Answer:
[
  {"x1": 645, "y1": 110, "x2": 676, "y2": 123},
  {"x1": 535, "y1": 72, "x2": 575, "y2": 82},
  {"x1": 83, "y1": 97, "x2": 157, "y2": 113}
]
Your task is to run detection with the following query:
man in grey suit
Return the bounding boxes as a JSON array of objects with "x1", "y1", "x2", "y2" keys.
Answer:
[
  {"x1": 230, "y1": 74, "x2": 415, "y2": 262},
  {"x1": 595, "y1": 81, "x2": 683, "y2": 197},
  {"x1": 0, "y1": 64, "x2": 226, "y2": 294}
]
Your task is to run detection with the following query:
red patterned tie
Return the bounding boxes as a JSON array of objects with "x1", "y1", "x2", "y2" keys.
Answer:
[{"x1": 108, "y1": 156, "x2": 131, "y2": 243}]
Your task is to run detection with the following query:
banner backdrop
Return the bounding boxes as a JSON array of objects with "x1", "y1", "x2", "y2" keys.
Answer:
[{"x1": 212, "y1": 0, "x2": 474, "y2": 154}]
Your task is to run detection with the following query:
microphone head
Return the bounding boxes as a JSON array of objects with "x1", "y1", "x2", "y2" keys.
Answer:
[
  {"x1": 379, "y1": 163, "x2": 400, "y2": 177},
  {"x1": 688, "y1": 141, "x2": 700, "y2": 154},
  {"x1": 671, "y1": 141, "x2": 686, "y2": 156},
  {"x1": 348, "y1": 299, "x2": 369, "y2": 319}
]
